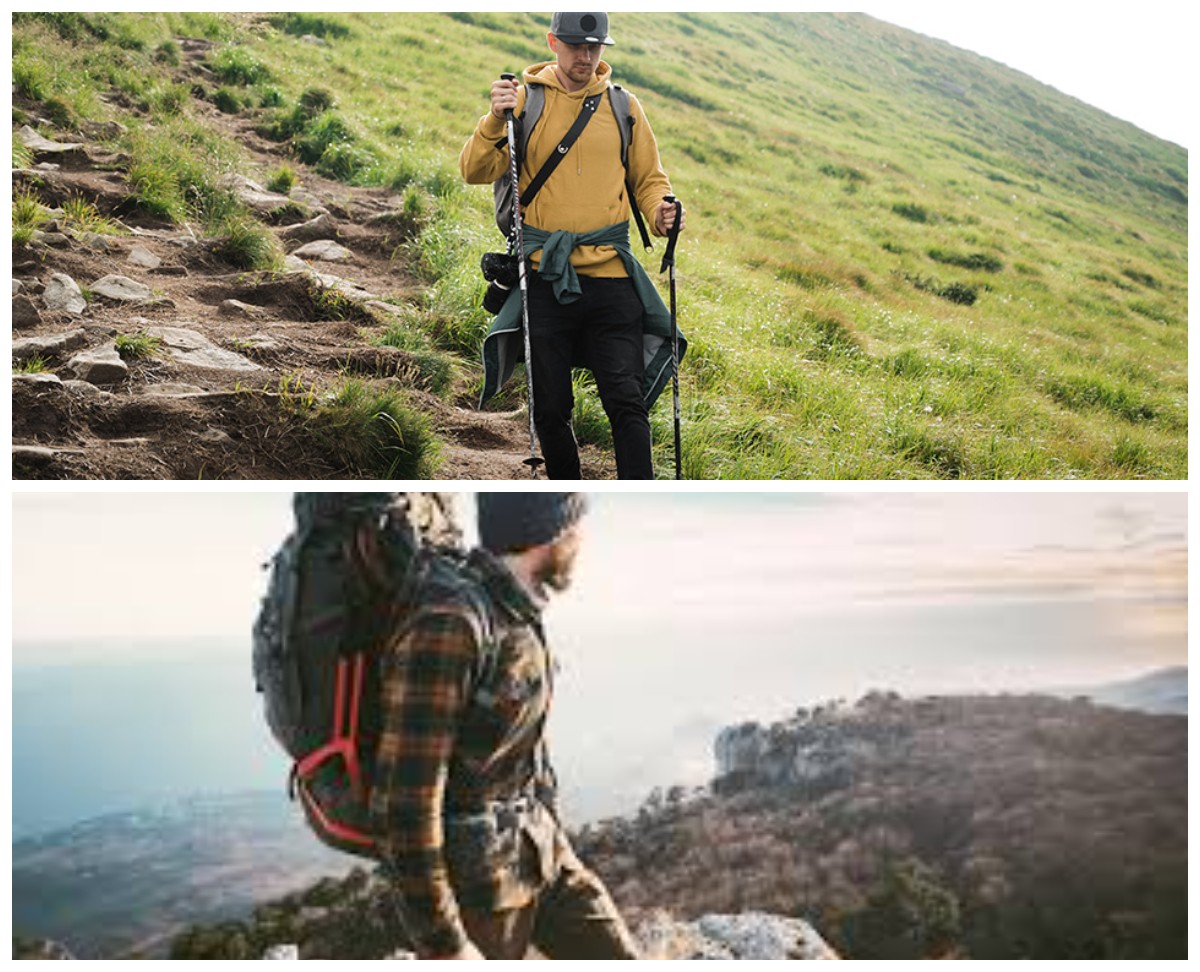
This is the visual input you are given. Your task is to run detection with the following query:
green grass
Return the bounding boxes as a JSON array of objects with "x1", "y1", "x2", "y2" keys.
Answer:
[
  {"x1": 14, "y1": 356, "x2": 51, "y2": 374},
  {"x1": 114, "y1": 331, "x2": 164, "y2": 360},
  {"x1": 265, "y1": 164, "x2": 297, "y2": 194},
  {"x1": 375, "y1": 320, "x2": 457, "y2": 395},
  {"x1": 213, "y1": 218, "x2": 285, "y2": 271},
  {"x1": 311, "y1": 379, "x2": 440, "y2": 478},
  {"x1": 10, "y1": 12, "x2": 1188, "y2": 478}
]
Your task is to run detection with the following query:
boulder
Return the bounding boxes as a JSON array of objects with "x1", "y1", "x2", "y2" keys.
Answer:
[
  {"x1": 12, "y1": 329, "x2": 88, "y2": 362},
  {"x1": 143, "y1": 326, "x2": 263, "y2": 373},
  {"x1": 218, "y1": 298, "x2": 268, "y2": 320},
  {"x1": 291, "y1": 240, "x2": 355, "y2": 263},
  {"x1": 42, "y1": 273, "x2": 87, "y2": 315},
  {"x1": 278, "y1": 213, "x2": 338, "y2": 243},
  {"x1": 637, "y1": 912, "x2": 839, "y2": 961},
  {"x1": 76, "y1": 232, "x2": 114, "y2": 253},
  {"x1": 13, "y1": 294, "x2": 43, "y2": 328},
  {"x1": 65, "y1": 344, "x2": 129, "y2": 385},
  {"x1": 89, "y1": 274, "x2": 154, "y2": 302},
  {"x1": 127, "y1": 245, "x2": 163, "y2": 270}
]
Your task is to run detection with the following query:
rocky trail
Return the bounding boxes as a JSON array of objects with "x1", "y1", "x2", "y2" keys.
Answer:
[{"x1": 11, "y1": 37, "x2": 616, "y2": 480}]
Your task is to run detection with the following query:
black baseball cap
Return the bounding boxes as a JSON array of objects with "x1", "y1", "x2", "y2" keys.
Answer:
[{"x1": 550, "y1": 12, "x2": 614, "y2": 46}]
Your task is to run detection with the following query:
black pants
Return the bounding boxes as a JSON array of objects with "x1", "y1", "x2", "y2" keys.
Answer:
[{"x1": 527, "y1": 274, "x2": 653, "y2": 480}]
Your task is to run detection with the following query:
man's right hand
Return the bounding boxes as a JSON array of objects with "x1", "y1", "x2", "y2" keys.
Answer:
[{"x1": 491, "y1": 77, "x2": 519, "y2": 120}]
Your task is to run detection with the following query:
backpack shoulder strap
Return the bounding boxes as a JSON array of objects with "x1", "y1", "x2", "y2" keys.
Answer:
[
  {"x1": 609, "y1": 81, "x2": 653, "y2": 251},
  {"x1": 517, "y1": 82, "x2": 546, "y2": 166}
]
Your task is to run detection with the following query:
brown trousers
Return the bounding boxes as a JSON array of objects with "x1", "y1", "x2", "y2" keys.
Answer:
[{"x1": 461, "y1": 862, "x2": 638, "y2": 960}]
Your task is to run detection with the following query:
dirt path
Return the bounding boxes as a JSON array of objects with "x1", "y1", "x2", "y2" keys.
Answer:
[{"x1": 11, "y1": 39, "x2": 616, "y2": 481}]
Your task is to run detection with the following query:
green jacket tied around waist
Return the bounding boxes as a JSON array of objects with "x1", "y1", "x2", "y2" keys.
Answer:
[{"x1": 478, "y1": 221, "x2": 686, "y2": 408}]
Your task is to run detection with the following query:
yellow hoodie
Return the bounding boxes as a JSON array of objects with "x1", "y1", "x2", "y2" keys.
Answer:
[{"x1": 460, "y1": 60, "x2": 673, "y2": 278}]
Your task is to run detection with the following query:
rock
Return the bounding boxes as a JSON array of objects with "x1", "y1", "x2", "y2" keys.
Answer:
[
  {"x1": 12, "y1": 372, "x2": 64, "y2": 389},
  {"x1": 127, "y1": 245, "x2": 163, "y2": 269},
  {"x1": 12, "y1": 329, "x2": 88, "y2": 362},
  {"x1": 310, "y1": 271, "x2": 378, "y2": 303},
  {"x1": 241, "y1": 333, "x2": 284, "y2": 353},
  {"x1": 13, "y1": 294, "x2": 43, "y2": 328},
  {"x1": 62, "y1": 379, "x2": 110, "y2": 400},
  {"x1": 81, "y1": 119, "x2": 127, "y2": 140},
  {"x1": 291, "y1": 239, "x2": 355, "y2": 263},
  {"x1": 37, "y1": 231, "x2": 73, "y2": 249},
  {"x1": 89, "y1": 274, "x2": 154, "y2": 302},
  {"x1": 283, "y1": 255, "x2": 311, "y2": 274},
  {"x1": 13, "y1": 280, "x2": 24, "y2": 295},
  {"x1": 365, "y1": 210, "x2": 415, "y2": 229},
  {"x1": 298, "y1": 33, "x2": 327, "y2": 45},
  {"x1": 17, "y1": 124, "x2": 85, "y2": 156},
  {"x1": 12, "y1": 445, "x2": 60, "y2": 470},
  {"x1": 143, "y1": 326, "x2": 263, "y2": 373},
  {"x1": 365, "y1": 299, "x2": 404, "y2": 318},
  {"x1": 35, "y1": 162, "x2": 61, "y2": 172},
  {"x1": 278, "y1": 212, "x2": 338, "y2": 243},
  {"x1": 43, "y1": 273, "x2": 88, "y2": 315},
  {"x1": 219, "y1": 298, "x2": 268, "y2": 320},
  {"x1": 290, "y1": 188, "x2": 328, "y2": 214},
  {"x1": 264, "y1": 944, "x2": 301, "y2": 960},
  {"x1": 198, "y1": 428, "x2": 234, "y2": 445},
  {"x1": 637, "y1": 912, "x2": 839, "y2": 961},
  {"x1": 65, "y1": 344, "x2": 129, "y2": 385},
  {"x1": 76, "y1": 231, "x2": 113, "y2": 253},
  {"x1": 223, "y1": 174, "x2": 293, "y2": 214}
]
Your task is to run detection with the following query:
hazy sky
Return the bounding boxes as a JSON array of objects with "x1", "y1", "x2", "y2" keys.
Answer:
[
  {"x1": 838, "y1": 5, "x2": 1189, "y2": 147},
  {"x1": 12, "y1": 490, "x2": 1186, "y2": 668}
]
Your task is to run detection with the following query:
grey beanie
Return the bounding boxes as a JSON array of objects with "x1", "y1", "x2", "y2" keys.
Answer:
[{"x1": 477, "y1": 493, "x2": 587, "y2": 553}]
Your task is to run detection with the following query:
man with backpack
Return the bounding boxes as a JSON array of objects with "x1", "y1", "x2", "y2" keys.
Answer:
[
  {"x1": 368, "y1": 492, "x2": 638, "y2": 959},
  {"x1": 462, "y1": 12, "x2": 688, "y2": 481}
]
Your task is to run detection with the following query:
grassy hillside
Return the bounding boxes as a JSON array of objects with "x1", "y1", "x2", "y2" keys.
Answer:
[{"x1": 11, "y1": 12, "x2": 1187, "y2": 478}]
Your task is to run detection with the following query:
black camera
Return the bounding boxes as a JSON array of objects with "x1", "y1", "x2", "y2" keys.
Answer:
[{"x1": 481, "y1": 252, "x2": 519, "y2": 314}]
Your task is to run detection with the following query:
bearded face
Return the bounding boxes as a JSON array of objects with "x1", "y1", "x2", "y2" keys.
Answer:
[{"x1": 539, "y1": 525, "x2": 583, "y2": 592}]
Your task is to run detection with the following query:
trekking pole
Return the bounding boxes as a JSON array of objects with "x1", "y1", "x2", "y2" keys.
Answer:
[
  {"x1": 501, "y1": 72, "x2": 544, "y2": 479},
  {"x1": 660, "y1": 195, "x2": 684, "y2": 480}
]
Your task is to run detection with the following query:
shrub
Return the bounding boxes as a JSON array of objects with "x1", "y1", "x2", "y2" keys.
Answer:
[
  {"x1": 927, "y1": 248, "x2": 1003, "y2": 272},
  {"x1": 270, "y1": 12, "x2": 351, "y2": 39},
  {"x1": 316, "y1": 141, "x2": 377, "y2": 183},
  {"x1": 311, "y1": 380, "x2": 440, "y2": 478},
  {"x1": 210, "y1": 47, "x2": 271, "y2": 86},
  {"x1": 892, "y1": 202, "x2": 931, "y2": 223},
  {"x1": 212, "y1": 86, "x2": 243, "y2": 114},
  {"x1": 266, "y1": 165, "x2": 297, "y2": 194},
  {"x1": 294, "y1": 112, "x2": 356, "y2": 164},
  {"x1": 115, "y1": 331, "x2": 164, "y2": 360},
  {"x1": 213, "y1": 218, "x2": 283, "y2": 271}
]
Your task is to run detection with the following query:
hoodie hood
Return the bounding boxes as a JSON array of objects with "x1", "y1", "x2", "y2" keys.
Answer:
[{"x1": 524, "y1": 58, "x2": 612, "y2": 98}]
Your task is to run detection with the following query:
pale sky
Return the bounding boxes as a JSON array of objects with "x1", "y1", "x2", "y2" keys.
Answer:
[
  {"x1": 857, "y1": 4, "x2": 1191, "y2": 148},
  {"x1": 11, "y1": 491, "x2": 1187, "y2": 671}
]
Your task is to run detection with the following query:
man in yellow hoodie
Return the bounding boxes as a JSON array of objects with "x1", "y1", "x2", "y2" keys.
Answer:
[{"x1": 462, "y1": 12, "x2": 687, "y2": 480}]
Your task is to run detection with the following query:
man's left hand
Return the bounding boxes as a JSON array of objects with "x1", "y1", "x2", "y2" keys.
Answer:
[{"x1": 655, "y1": 199, "x2": 687, "y2": 236}]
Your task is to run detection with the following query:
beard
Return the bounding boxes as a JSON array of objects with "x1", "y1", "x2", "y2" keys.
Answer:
[{"x1": 538, "y1": 533, "x2": 580, "y2": 592}]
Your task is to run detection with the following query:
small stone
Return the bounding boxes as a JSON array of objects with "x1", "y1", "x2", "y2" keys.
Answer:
[
  {"x1": 198, "y1": 428, "x2": 233, "y2": 444},
  {"x1": 242, "y1": 333, "x2": 284, "y2": 352},
  {"x1": 283, "y1": 255, "x2": 311, "y2": 274},
  {"x1": 12, "y1": 329, "x2": 88, "y2": 362},
  {"x1": 81, "y1": 119, "x2": 127, "y2": 140},
  {"x1": 127, "y1": 245, "x2": 163, "y2": 269},
  {"x1": 76, "y1": 232, "x2": 113, "y2": 253},
  {"x1": 38, "y1": 232, "x2": 73, "y2": 249},
  {"x1": 43, "y1": 273, "x2": 88, "y2": 315},
  {"x1": 62, "y1": 379, "x2": 109, "y2": 400},
  {"x1": 65, "y1": 344, "x2": 129, "y2": 385},
  {"x1": 278, "y1": 213, "x2": 338, "y2": 243},
  {"x1": 292, "y1": 239, "x2": 355, "y2": 263},
  {"x1": 13, "y1": 280, "x2": 23, "y2": 296},
  {"x1": 219, "y1": 298, "x2": 268, "y2": 320},
  {"x1": 13, "y1": 295, "x2": 43, "y2": 328},
  {"x1": 89, "y1": 274, "x2": 154, "y2": 302}
]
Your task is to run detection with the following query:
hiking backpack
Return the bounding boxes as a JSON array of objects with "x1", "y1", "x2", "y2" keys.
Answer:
[
  {"x1": 251, "y1": 492, "x2": 494, "y2": 858},
  {"x1": 492, "y1": 81, "x2": 652, "y2": 249}
]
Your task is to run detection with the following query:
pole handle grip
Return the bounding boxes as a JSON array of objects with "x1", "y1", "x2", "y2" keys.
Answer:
[
  {"x1": 500, "y1": 73, "x2": 518, "y2": 121},
  {"x1": 661, "y1": 195, "x2": 682, "y2": 273}
]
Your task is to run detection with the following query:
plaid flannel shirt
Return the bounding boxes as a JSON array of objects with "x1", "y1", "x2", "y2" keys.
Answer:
[{"x1": 369, "y1": 549, "x2": 557, "y2": 957}]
